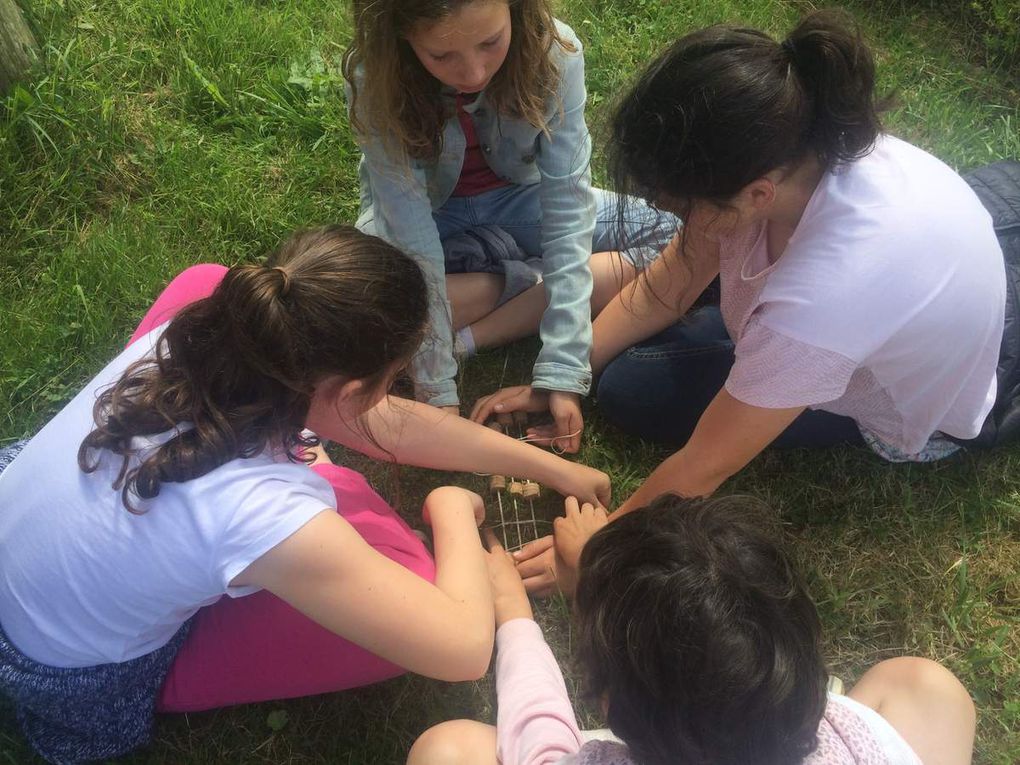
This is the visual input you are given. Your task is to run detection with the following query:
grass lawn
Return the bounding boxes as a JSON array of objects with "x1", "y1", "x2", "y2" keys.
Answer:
[{"x1": 2, "y1": 0, "x2": 1019, "y2": 762}]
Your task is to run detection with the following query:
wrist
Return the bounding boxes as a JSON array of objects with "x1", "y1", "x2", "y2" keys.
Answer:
[{"x1": 494, "y1": 594, "x2": 534, "y2": 627}]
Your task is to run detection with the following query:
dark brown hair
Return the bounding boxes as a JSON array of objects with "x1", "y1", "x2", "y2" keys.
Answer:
[
  {"x1": 343, "y1": 0, "x2": 573, "y2": 161},
  {"x1": 575, "y1": 495, "x2": 827, "y2": 765},
  {"x1": 607, "y1": 9, "x2": 886, "y2": 256},
  {"x1": 78, "y1": 225, "x2": 428, "y2": 512}
]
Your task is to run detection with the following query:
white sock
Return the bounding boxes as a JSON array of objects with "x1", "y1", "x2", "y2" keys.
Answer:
[{"x1": 455, "y1": 326, "x2": 477, "y2": 357}]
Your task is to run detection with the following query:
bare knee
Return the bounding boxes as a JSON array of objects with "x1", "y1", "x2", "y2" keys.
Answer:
[
  {"x1": 870, "y1": 657, "x2": 973, "y2": 714},
  {"x1": 850, "y1": 657, "x2": 975, "y2": 765},
  {"x1": 407, "y1": 720, "x2": 497, "y2": 765}
]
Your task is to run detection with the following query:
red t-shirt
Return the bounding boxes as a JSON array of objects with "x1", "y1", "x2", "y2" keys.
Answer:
[{"x1": 452, "y1": 94, "x2": 510, "y2": 197}]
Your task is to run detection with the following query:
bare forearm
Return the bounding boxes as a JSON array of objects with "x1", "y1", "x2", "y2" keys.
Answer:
[
  {"x1": 592, "y1": 237, "x2": 719, "y2": 376},
  {"x1": 591, "y1": 280, "x2": 685, "y2": 376},
  {"x1": 610, "y1": 447, "x2": 727, "y2": 519},
  {"x1": 429, "y1": 505, "x2": 494, "y2": 667},
  {"x1": 610, "y1": 393, "x2": 804, "y2": 519},
  {"x1": 310, "y1": 395, "x2": 575, "y2": 485}
]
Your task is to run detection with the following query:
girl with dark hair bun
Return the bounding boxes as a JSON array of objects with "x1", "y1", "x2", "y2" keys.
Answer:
[
  {"x1": 0, "y1": 226, "x2": 609, "y2": 763},
  {"x1": 409, "y1": 495, "x2": 976, "y2": 765},
  {"x1": 513, "y1": 10, "x2": 1007, "y2": 594}
]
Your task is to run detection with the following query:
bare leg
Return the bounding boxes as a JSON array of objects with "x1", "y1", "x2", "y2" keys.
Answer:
[
  {"x1": 447, "y1": 272, "x2": 506, "y2": 330},
  {"x1": 847, "y1": 657, "x2": 975, "y2": 765},
  {"x1": 468, "y1": 251, "x2": 638, "y2": 351},
  {"x1": 407, "y1": 720, "x2": 498, "y2": 765}
]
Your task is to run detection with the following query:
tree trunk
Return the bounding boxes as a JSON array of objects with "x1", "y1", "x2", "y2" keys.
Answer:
[{"x1": 0, "y1": 0, "x2": 38, "y2": 95}]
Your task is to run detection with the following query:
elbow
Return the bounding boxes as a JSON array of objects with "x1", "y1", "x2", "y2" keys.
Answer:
[{"x1": 437, "y1": 631, "x2": 494, "y2": 682}]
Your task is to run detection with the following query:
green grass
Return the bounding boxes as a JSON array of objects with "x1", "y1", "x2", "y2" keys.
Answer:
[{"x1": 2, "y1": 0, "x2": 1019, "y2": 762}]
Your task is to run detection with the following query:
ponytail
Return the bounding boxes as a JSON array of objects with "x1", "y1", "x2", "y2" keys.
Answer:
[
  {"x1": 782, "y1": 9, "x2": 883, "y2": 168},
  {"x1": 79, "y1": 225, "x2": 428, "y2": 512},
  {"x1": 608, "y1": 9, "x2": 887, "y2": 211}
]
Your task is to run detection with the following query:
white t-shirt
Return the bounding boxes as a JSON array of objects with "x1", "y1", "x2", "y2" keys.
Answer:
[
  {"x1": 0, "y1": 328, "x2": 335, "y2": 668},
  {"x1": 720, "y1": 135, "x2": 1005, "y2": 454}
]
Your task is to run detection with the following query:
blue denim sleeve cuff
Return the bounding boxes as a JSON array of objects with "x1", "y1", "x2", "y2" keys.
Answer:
[
  {"x1": 531, "y1": 362, "x2": 592, "y2": 396},
  {"x1": 414, "y1": 378, "x2": 459, "y2": 408}
]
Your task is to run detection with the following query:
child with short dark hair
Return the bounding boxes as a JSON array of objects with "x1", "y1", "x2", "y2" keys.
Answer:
[{"x1": 409, "y1": 495, "x2": 975, "y2": 765}]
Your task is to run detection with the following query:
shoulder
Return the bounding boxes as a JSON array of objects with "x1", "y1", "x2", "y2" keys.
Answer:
[
  {"x1": 544, "y1": 17, "x2": 585, "y2": 95},
  {"x1": 818, "y1": 135, "x2": 993, "y2": 239},
  {"x1": 172, "y1": 451, "x2": 336, "y2": 527},
  {"x1": 552, "y1": 18, "x2": 584, "y2": 55}
]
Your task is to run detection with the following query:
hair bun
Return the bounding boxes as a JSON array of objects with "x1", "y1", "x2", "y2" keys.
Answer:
[
  {"x1": 780, "y1": 37, "x2": 797, "y2": 61},
  {"x1": 272, "y1": 266, "x2": 292, "y2": 298}
]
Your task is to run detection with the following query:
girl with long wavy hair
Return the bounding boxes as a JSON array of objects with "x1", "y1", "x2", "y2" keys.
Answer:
[
  {"x1": 344, "y1": 0, "x2": 674, "y2": 453},
  {"x1": 0, "y1": 226, "x2": 609, "y2": 763}
]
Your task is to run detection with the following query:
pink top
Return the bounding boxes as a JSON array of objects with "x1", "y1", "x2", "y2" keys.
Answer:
[
  {"x1": 494, "y1": 618, "x2": 921, "y2": 765},
  {"x1": 452, "y1": 94, "x2": 510, "y2": 197},
  {"x1": 717, "y1": 136, "x2": 1003, "y2": 456}
]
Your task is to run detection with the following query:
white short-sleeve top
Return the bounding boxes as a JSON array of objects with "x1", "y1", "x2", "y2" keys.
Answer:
[
  {"x1": 720, "y1": 135, "x2": 1005, "y2": 455},
  {"x1": 0, "y1": 328, "x2": 335, "y2": 668}
]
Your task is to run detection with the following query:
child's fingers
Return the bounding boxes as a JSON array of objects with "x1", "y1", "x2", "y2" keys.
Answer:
[
  {"x1": 515, "y1": 546, "x2": 556, "y2": 580},
  {"x1": 563, "y1": 496, "x2": 580, "y2": 517},
  {"x1": 469, "y1": 393, "x2": 497, "y2": 423},
  {"x1": 469, "y1": 387, "x2": 528, "y2": 423},
  {"x1": 482, "y1": 527, "x2": 503, "y2": 552},
  {"x1": 522, "y1": 571, "x2": 556, "y2": 597},
  {"x1": 511, "y1": 533, "x2": 554, "y2": 561}
]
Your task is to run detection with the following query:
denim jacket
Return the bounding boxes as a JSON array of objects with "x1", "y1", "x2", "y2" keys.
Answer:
[{"x1": 351, "y1": 20, "x2": 596, "y2": 407}]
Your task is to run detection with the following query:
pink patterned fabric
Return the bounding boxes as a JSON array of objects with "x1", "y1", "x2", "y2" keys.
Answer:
[
  {"x1": 568, "y1": 705, "x2": 906, "y2": 765},
  {"x1": 803, "y1": 698, "x2": 902, "y2": 765}
]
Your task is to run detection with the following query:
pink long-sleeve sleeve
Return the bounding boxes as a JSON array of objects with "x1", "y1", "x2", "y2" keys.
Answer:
[{"x1": 495, "y1": 618, "x2": 586, "y2": 765}]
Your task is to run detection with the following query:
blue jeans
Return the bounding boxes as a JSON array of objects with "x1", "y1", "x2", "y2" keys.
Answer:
[
  {"x1": 434, "y1": 185, "x2": 675, "y2": 265},
  {"x1": 596, "y1": 306, "x2": 864, "y2": 448}
]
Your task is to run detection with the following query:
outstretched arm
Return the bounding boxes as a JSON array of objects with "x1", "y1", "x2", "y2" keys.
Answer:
[
  {"x1": 484, "y1": 533, "x2": 586, "y2": 765},
  {"x1": 306, "y1": 394, "x2": 611, "y2": 507},
  {"x1": 610, "y1": 389, "x2": 804, "y2": 517},
  {"x1": 514, "y1": 390, "x2": 803, "y2": 596}
]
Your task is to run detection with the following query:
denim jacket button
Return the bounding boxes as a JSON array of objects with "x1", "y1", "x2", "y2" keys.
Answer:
[
  {"x1": 482, "y1": 144, "x2": 492, "y2": 154},
  {"x1": 521, "y1": 153, "x2": 536, "y2": 163}
]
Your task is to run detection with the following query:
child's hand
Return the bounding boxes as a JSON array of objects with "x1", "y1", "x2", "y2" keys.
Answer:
[
  {"x1": 522, "y1": 391, "x2": 584, "y2": 454},
  {"x1": 483, "y1": 529, "x2": 534, "y2": 626},
  {"x1": 422, "y1": 486, "x2": 485, "y2": 527},
  {"x1": 469, "y1": 387, "x2": 585, "y2": 454},
  {"x1": 553, "y1": 497, "x2": 608, "y2": 573},
  {"x1": 470, "y1": 384, "x2": 550, "y2": 423},
  {"x1": 513, "y1": 536, "x2": 568, "y2": 597},
  {"x1": 547, "y1": 462, "x2": 611, "y2": 509}
]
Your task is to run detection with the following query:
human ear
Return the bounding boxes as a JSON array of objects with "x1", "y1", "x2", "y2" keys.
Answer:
[
  {"x1": 739, "y1": 176, "x2": 777, "y2": 215},
  {"x1": 334, "y1": 378, "x2": 368, "y2": 404}
]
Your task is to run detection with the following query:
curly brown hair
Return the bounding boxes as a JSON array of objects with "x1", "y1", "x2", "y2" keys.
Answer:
[
  {"x1": 343, "y1": 0, "x2": 574, "y2": 161},
  {"x1": 78, "y1": 225, "x2": 428, "y2": 513}
]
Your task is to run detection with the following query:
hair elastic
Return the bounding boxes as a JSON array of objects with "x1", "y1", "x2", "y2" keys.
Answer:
[{"x1": 273, "y1": 266, "x2": 292, "y2": 298}]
